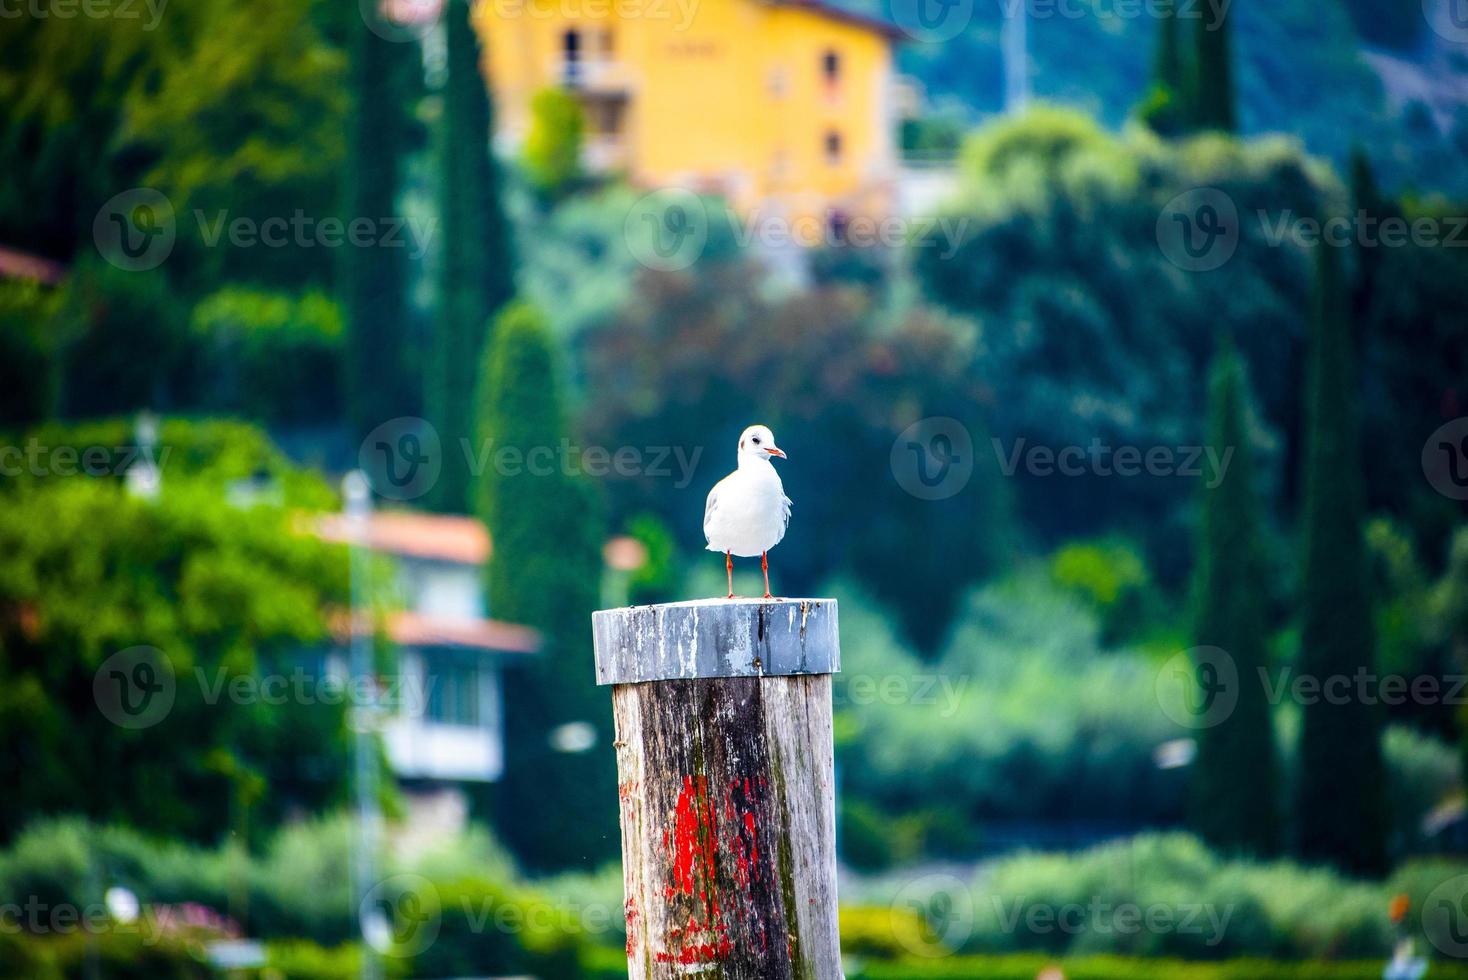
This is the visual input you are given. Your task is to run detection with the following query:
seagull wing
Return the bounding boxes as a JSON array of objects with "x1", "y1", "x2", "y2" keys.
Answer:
[
  {"x1": 780, "y1": 493, "x2": 792, "y2": 536},
  {"x1": 703, "y1": 478, "x2": 723, "y2": 546}
]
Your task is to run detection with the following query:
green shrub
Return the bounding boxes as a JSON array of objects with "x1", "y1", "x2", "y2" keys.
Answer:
[
  {"x1": 0, "y1": 930, "x2": 214, "y2": 980},
  {"x1": 0, "y1": 279, "x2": 59, "y2": 426},
  {"x1": 837, "y1": 576, "x2": 1186, "y2": 832},
  {"x1": 189, "y1": 288, "x2": 343, "y2": 423},
  {"x1": 522, "y1": 87, "x2": 584, "y2": 199},
  {"x1": 963, "y1": 834, "x2": 1399, "y2": 960},
  {"x1": 403, "y1": 877, "x2": 584, "y2": 980},
  {"x1": 1048, "y1": 538, "x2": 1154, "y2": 644},
  {"x1": 0, "y1": 416, "x2": 337, "y2": 508},
  {"x1": 53, "y1": 258, "x2": 191, "y2": 417},
  {"x1": 264, "y1": 941, "x2": 388, "y2": 980}
]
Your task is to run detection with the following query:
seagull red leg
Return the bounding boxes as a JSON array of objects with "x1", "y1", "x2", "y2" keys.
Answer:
[
  {"x1": 762, "y1": 551, "x2": 772, "y2": 600},
  {"x1": 726, "y1": 551, "x2": 735, "y2": 599}
]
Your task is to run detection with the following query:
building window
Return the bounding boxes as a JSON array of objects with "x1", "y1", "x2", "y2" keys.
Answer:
[
  {"x1": 822, "y1": 49, "x2": 841, "y2": 87},
  {"x1": 427, "y1": 660, "x2": 480, "y2": 726},
  {"x1": 562, "y1": 29, "x2": 581, "y2": 85},
  {"x1": 590, "y1": 99, "x2": 626, "y2": 136},
  {"x1": 824, "y1": 129, "x2": 843, "y2": 165}
]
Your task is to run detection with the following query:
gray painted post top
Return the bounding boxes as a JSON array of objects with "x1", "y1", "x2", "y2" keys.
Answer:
[{"x1": 591, "y1": 598, "x2": 839, "y2": 685}]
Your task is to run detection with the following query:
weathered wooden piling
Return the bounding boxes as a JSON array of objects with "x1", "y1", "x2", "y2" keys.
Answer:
[{"x1": 592, "y1": 598, "x2": 841, "y2": 980}]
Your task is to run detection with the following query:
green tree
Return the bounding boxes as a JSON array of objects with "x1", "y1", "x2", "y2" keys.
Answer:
[
  {"x1": 1137, "y1": 8, "x2": 1188, "y2": 136},
  {"x1": 429, "y1": 0, "x2": 516, "y2": 513},
  {"x1": 1191, "y1": 4, "x2": 1236, "y2": 132},
  {"x1": 475, "y1": 301, "x2": 612, "y2": 870},
  {"x1": 521, "y1": 88, "x2": 584, "y2": 201},
  {"x1": 340, "y1": 15, "x2": 420, "y2": 441},
  {"x1": 0, "y1": 421, "x2": 351, "y2": 844},
  {"x1": 1188, "y1": 339, "x2": 1279, "y2": 855},
  {"x1": 1293, "y1": 240, "x2": 1388, "y2": 874}
]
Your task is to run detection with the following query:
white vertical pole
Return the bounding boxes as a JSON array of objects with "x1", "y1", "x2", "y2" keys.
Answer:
[
  {"x1": 344, "y1": 470, "x2": 383, "y2": 980},
  {"x1": 1003, "y1": 0, "x2": 1029, "y2": 114}
]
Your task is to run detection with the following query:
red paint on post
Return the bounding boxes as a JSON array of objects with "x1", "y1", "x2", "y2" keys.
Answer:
[{"x1": 650, "y1": 771, "x2": 780, "y2": 967}]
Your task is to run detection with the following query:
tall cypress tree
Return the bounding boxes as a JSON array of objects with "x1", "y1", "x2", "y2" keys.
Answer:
[
  {"x1": 1191, "y1": 1, "x2": 1236, "y2": 132},
  {"x1": 1189, "y1": 339, "x2": 1280, "y2": 855},
  {"x1": 1156, "y1": 8, "x2": 1185, "y2": 103},
  {"x1": 476, "y1": 301, "x2": 614, "y2": 870},
  {"x1": 1293, "y1": 239, "x2": 1389, "y2": 874},
  {"x1": 1137, "y1": 6, "x2": 1188, "y2": 136},
  {"x1": 430, "y1": 0, "x2": 515, "y2": 513},
  {"x1": 341, "y1": 15, "x2": 419, "y2": 441}
]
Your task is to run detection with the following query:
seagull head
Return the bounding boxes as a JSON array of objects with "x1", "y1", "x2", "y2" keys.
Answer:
[{"x1": 738, "y1": 424, "x2": 785, "y2": 463}]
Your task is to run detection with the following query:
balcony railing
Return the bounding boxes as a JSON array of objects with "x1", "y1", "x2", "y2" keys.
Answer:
[{"x1": 559, "y1": 59, "x2": 633, "y2": 93}]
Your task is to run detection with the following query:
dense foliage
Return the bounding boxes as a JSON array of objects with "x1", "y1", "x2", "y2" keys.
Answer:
[
  {"x1": 476, "y1": 301, "x2": 614, "y2": 870},
  {"x1": 1187, "y1": 343, "x2": 1280, "y2": 855},
  {"x1": 0, "y1": 420, "x2": 349, "y2": 844},
  {"x1": 429, "y1": 0, "x2": 516, "y2": 513},
  {"x1": 1293, "y1": 242, "x2": 1388, "y2": 873}
]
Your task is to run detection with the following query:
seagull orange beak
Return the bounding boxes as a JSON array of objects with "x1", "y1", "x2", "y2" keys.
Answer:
[{"x1": 766, "y1": 446, "x2": 786, "y2": 459}]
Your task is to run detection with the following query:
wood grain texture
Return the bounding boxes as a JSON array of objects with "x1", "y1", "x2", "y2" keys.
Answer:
[{"x1": 612, "y1": 675, "x2": 840, "y2": 980}]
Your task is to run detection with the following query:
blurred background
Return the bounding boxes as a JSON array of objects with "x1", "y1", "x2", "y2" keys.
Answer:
[{"x1": 2, "y1": 0, "x2": 1468, "y2": 975}]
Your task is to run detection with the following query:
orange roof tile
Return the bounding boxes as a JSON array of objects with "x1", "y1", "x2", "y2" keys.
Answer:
[
  {"x1": 330, "y1": 609, "x2": 541, "y2": 655},
  {"x1": 313, "y1": 511, "x2": 490, "y2": 565}
]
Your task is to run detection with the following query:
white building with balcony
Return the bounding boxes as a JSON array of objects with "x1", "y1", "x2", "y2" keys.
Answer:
[{"x1": 313, "y1": 511, "x2": 540, "y2": 833}]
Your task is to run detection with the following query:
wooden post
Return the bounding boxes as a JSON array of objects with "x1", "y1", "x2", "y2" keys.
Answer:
[{"x1": 592, "y1": 598, "x2": 841, "y2": 979}]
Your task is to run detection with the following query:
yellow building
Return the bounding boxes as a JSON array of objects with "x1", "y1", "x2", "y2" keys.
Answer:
[{"x1": 476, "y1": 0, "x2": 901, "y2": 225}]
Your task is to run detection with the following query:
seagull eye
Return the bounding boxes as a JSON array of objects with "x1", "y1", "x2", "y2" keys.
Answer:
[{"x1": 752, "y1": 437, "x2": 761, "y2": 444}]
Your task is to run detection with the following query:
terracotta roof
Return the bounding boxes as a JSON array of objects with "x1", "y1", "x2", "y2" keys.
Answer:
[
  {"x1": 331, "y1": 609, "x2": 541, "y2": 654},
  {"x1": 388, "y1": 610, "x2": 540, "y2": 654},
  {"x1": 313, "y1": 511, "x2": 490, "y2": 565},
  {"x1": 0, "y1": 246, "x2": 66, "y2": 286}
]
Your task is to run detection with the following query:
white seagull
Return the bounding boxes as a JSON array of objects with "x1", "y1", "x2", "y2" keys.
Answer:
[{"x1": 704, "y1": 424, "x2": 792, "y2": 599}]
